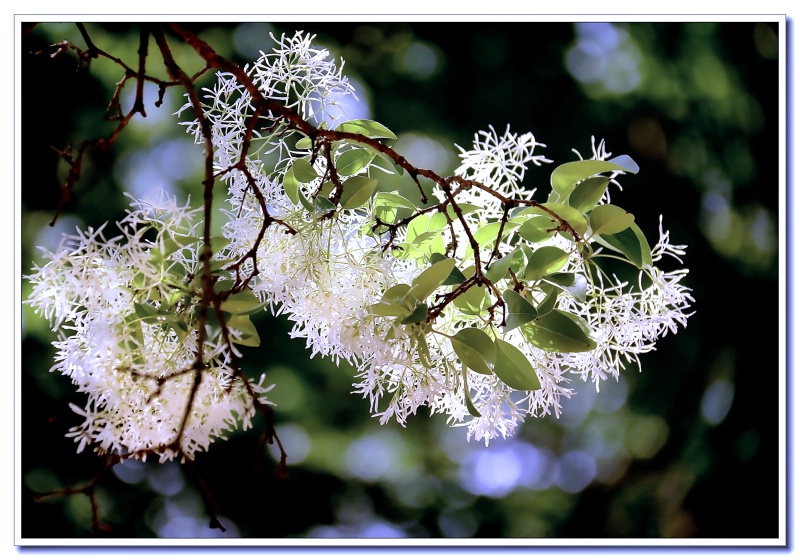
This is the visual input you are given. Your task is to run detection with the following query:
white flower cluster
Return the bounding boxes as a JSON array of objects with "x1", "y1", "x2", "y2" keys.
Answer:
[
  {"x1": 27, "y1": 31, "x2": 694, "y2": 459},
  {"x1": 26, "y1": 194, "x2": 273, "y2": 461},
  {"x1": 192, "y1": 32, "x2": 694, "y2": 444}
]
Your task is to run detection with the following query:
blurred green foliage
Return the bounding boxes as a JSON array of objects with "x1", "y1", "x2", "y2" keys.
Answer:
[{"x1": 20, "y1": 21, "x2": 780, "y2": 539}]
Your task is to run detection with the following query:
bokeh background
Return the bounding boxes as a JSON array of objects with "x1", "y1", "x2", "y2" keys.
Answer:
[{"x1": 19, "y1": 21, "x2": 781, "y2": 539}]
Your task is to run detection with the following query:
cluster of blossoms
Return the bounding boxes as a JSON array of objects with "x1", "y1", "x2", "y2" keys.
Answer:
[
  {"x1": 27, "y1": 30, "x2": 693, "y2": 460},
  {"x1": 26, "y1": 195, "x2": 274, "y2": 461}
]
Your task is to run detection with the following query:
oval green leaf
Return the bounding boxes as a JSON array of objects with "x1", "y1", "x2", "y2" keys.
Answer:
[
  {"x1": 569, "y1": 176, "x2": 610, "y2": 213},
  {"x1": 335, "y1": 119, "x2": 397, "y2": 140},
  {"x1": 596, "y1": 222, "x2": 653, "y2": 268},
  {"x1": 292, "y1": 158, "x2": 318, "y2": 183},
  {"x1": 542, "y1": 272, "x2": 589, "y2": 303},
  {"x1": 410, "y1": 258, "x2": 456, "y2": 301},
  {"x1": 219, "y1": 289, "x2": 265, "y2": 315},
  {"x1": 453, "y1": 284, "x2": 490, "y2": 316},
  {"x1": 283, "y1": 168, "x2": 300, "y2": 205},
  {"x1": 228, "y1": 314, "x2": 261, "y2": 347},
  {"x1": 503, "y1": 289, "x2": 538, "y2": 332},
  {"x1": 518, "y1": 215, "x2": 558, "y2": 243},
  {"x1": 523, "y1": 246, "x2": 569, "y2": 280},
  {"x1": 590, "y1": 204, "x2": 635, "y2": 237},
  {"x1": 340, "y1": 176, "x2": 378, "y2": 209},
  {"x1": 336, "y1": 148, "x2": 374, "y2": 176},
  {"x1": 521, "y1": 309, "x2": 596, "y2": 353},
  {"x1": 493, "y1": 338, "x2": 541, "y2": 391},
  {"x1": 485, "y1": 251, "x2": 516, "y2": 283},
  {"x1": 551, "y1": 157, "x2": 639, "y2": 197},
  {"x1": 451, "y1": 328, "x2": 496, "y2": 375}
]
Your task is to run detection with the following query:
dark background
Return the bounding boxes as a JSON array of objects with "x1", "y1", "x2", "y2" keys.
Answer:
[{"x1": 19, "y1": 21, "x2": 781, "y2": 539}]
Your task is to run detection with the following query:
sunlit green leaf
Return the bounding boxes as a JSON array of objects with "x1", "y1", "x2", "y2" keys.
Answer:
[
  {"x1": 518, "y1": 215, "x2": 558, "y2": 243},
  {"x1": 451, "y1": 328, "x2": 496, "y2": 375},
  {"x1": 340, "y1": 176, "x2": 378, "y2": 209},
  {"x1": 369, "y1": 301, "x2": 410, "y2": 317},
  {"x1": 608, "y1": 155, "x2": 640, "y2": 173},
  {"x1": 569, "y1": 176, "x2": 610, "y2": 212},
  {"x1": 485, "y1": 251, "x2": 516, "y2": 283},
  {"x1": 410, "y1": 258, "x2": 456, "y2": 301},
  {"x1": 295, "y1": 135, "x2": 312, "y2": 150},
  {"x1": 400, "y1": 302, "x2": 428, "y2": 324},
  {"x1": 431, "y1": 253, "x2": 467, "y2": 285},
  {"x1": 503, "y1": 289, "x2": 538, "y2": 331},
  {"x1": 292, "y1": 158, "x2": 318, "y2": 183},
  {"x1": 453, "y1": 284, "x2": 490, "y2": 316},
  {"x1": 590, "y1": 204, "x2": 635, "y2": 237},
  {"x1": 597, "y1": 222, "x2": 653, "y2": 268},
  {"x1": 228, "y1": 314, "x2": 261, "y2": 347},
  {"x1": 541, "y1": 203, "x2": 589, "y2": 237},
  {"x1": 521, "y1": 309, "x2": 596, "y2": 353},
  {"x1": 443, "y1": 203, "x2": 481, "y2": 221},
  {"x1": 523, "y1": 246, "x2": 569, "y2": 280},
  {"x1": 493, "y1": 338, "x2": 541, "y2": 391},
  {"x1": 335, "y1": 119, "x2": 397, "y2": 140},
  {"x1": 382, "y1": 283, "x2": 412, "y2": 303},
  {"x1": 283, "y1": 167, "x2": 300, "y2": 205},
  {"x1": 551, "y1": 157, "x2": 639, "y2": 197},
  {"x1": 336, "y1": 148, "x2": 374, "y2": 176},
  {"x1": 220, "y1": 289, "x2": 265, "y2": 315},
  {"x1": 542, "y1": 272, "x2": 589, "y2": 302}
]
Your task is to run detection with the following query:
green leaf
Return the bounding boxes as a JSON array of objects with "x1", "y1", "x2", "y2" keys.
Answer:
[
  {"x1": 400, "y1": 302, "x2": 428, "y2": 324},
  {"x1": 220, "y1": 289, "x2": 265, "y2": 315},
  {"x1": 369, "y1": 152, "x2": 402, "y2": 175},
  {"x1": 443, "y1": 203, "x2": 482, "y2": 221},
  {"x1": 298, "y1": 191, "x2": 315, "y2": 212},
  {"x1": 283, "y1": 168, "x2": 300, "y2": 205},
  {"x1": 410, "y1": 258, "x2": 455, "y2": 301},
  {"x1": 523, "y1": 246, "x2": 569, "y2": 280},
  {"x1": 453, "y1": 284, "x2": 490, "y2": 315},
  {"x1": 589, "y1": 204, "x2": 635, "y2": 237},
  {"x1": 228, "y1": 314, "x2": 261, "y2": 347},
  {"x1": 503, "y1": 289, "x2": 538, "y2": 332},
  {"x1": 292, "y1": 158, "x2": 318, "y2": 183},
  {"x1": 382, "y1": 283, "x2": 412, "y2": 303},
  {"x1": 485, "y1": 251, "x2": 517, "y2": 283},
  {"x1": 518, "y1": 216, "x2": 558, "y2": 243},
  {"x1": 451, "y1": 328, "x2": 496, "y2": 375},
  {"x1": 473, "y1": 222, "x2": 503, "y2": 246},
  {"x1": 134, "y1": 301, "x2": 160, "y2": 322},
  {"x1": 541, "y1": 203, "x2": 589, "y2": 237},
  {"x1": 336, "y1": 148, "x2": 374, "y2": 176},
  {"x1": 374, "y1": 192, "x2": 416, "y2": 224},
  {"x1": 521, "y1": 309, "x2": 596, "y2": 353},
  {"x1": 536, "y1": 284, "x2": 559, "y2": 316},
  {"x1": 335, "y1": 119, "x2": 397, "y2": 140},
  {"x1": 462, "y1": 365, "x2": 482, "y2": 417},
  {"x1": 295, "y1": 135, "x2": 313, "y2": 150},
  {"x1": 314, "y1": 196, "x2": 335, "y2": 214},
  {"x1": 431, "y1": 253, "x2": 467, "y2": 285},
  {"x1": 608, "y1": 155, "x2": 640, "y2": 173},
  {"x1": 369, "y1": 301, "x2": 410, "y2": 317},
  {"x1": 340, "y1": 176, "x2": 378, "y2": 209},
  {"x1": 406, "y1": 212, "x2": 447, "y2": 258},
  {"x1": 542, "y1": 272, "x2": 589, "y2": 303},
  {"x1": 493, "y1": 339, "x2": 541, "y2": 391},
  {"x1": 551, "y1": 157, "x2": 639, "y2": 198},
  {"x1": 569, "y1": 176, "x2": 610, "y2": 212},
  {"x1": 597, "y1": 222, "x2": 653, "y2": 268}
]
